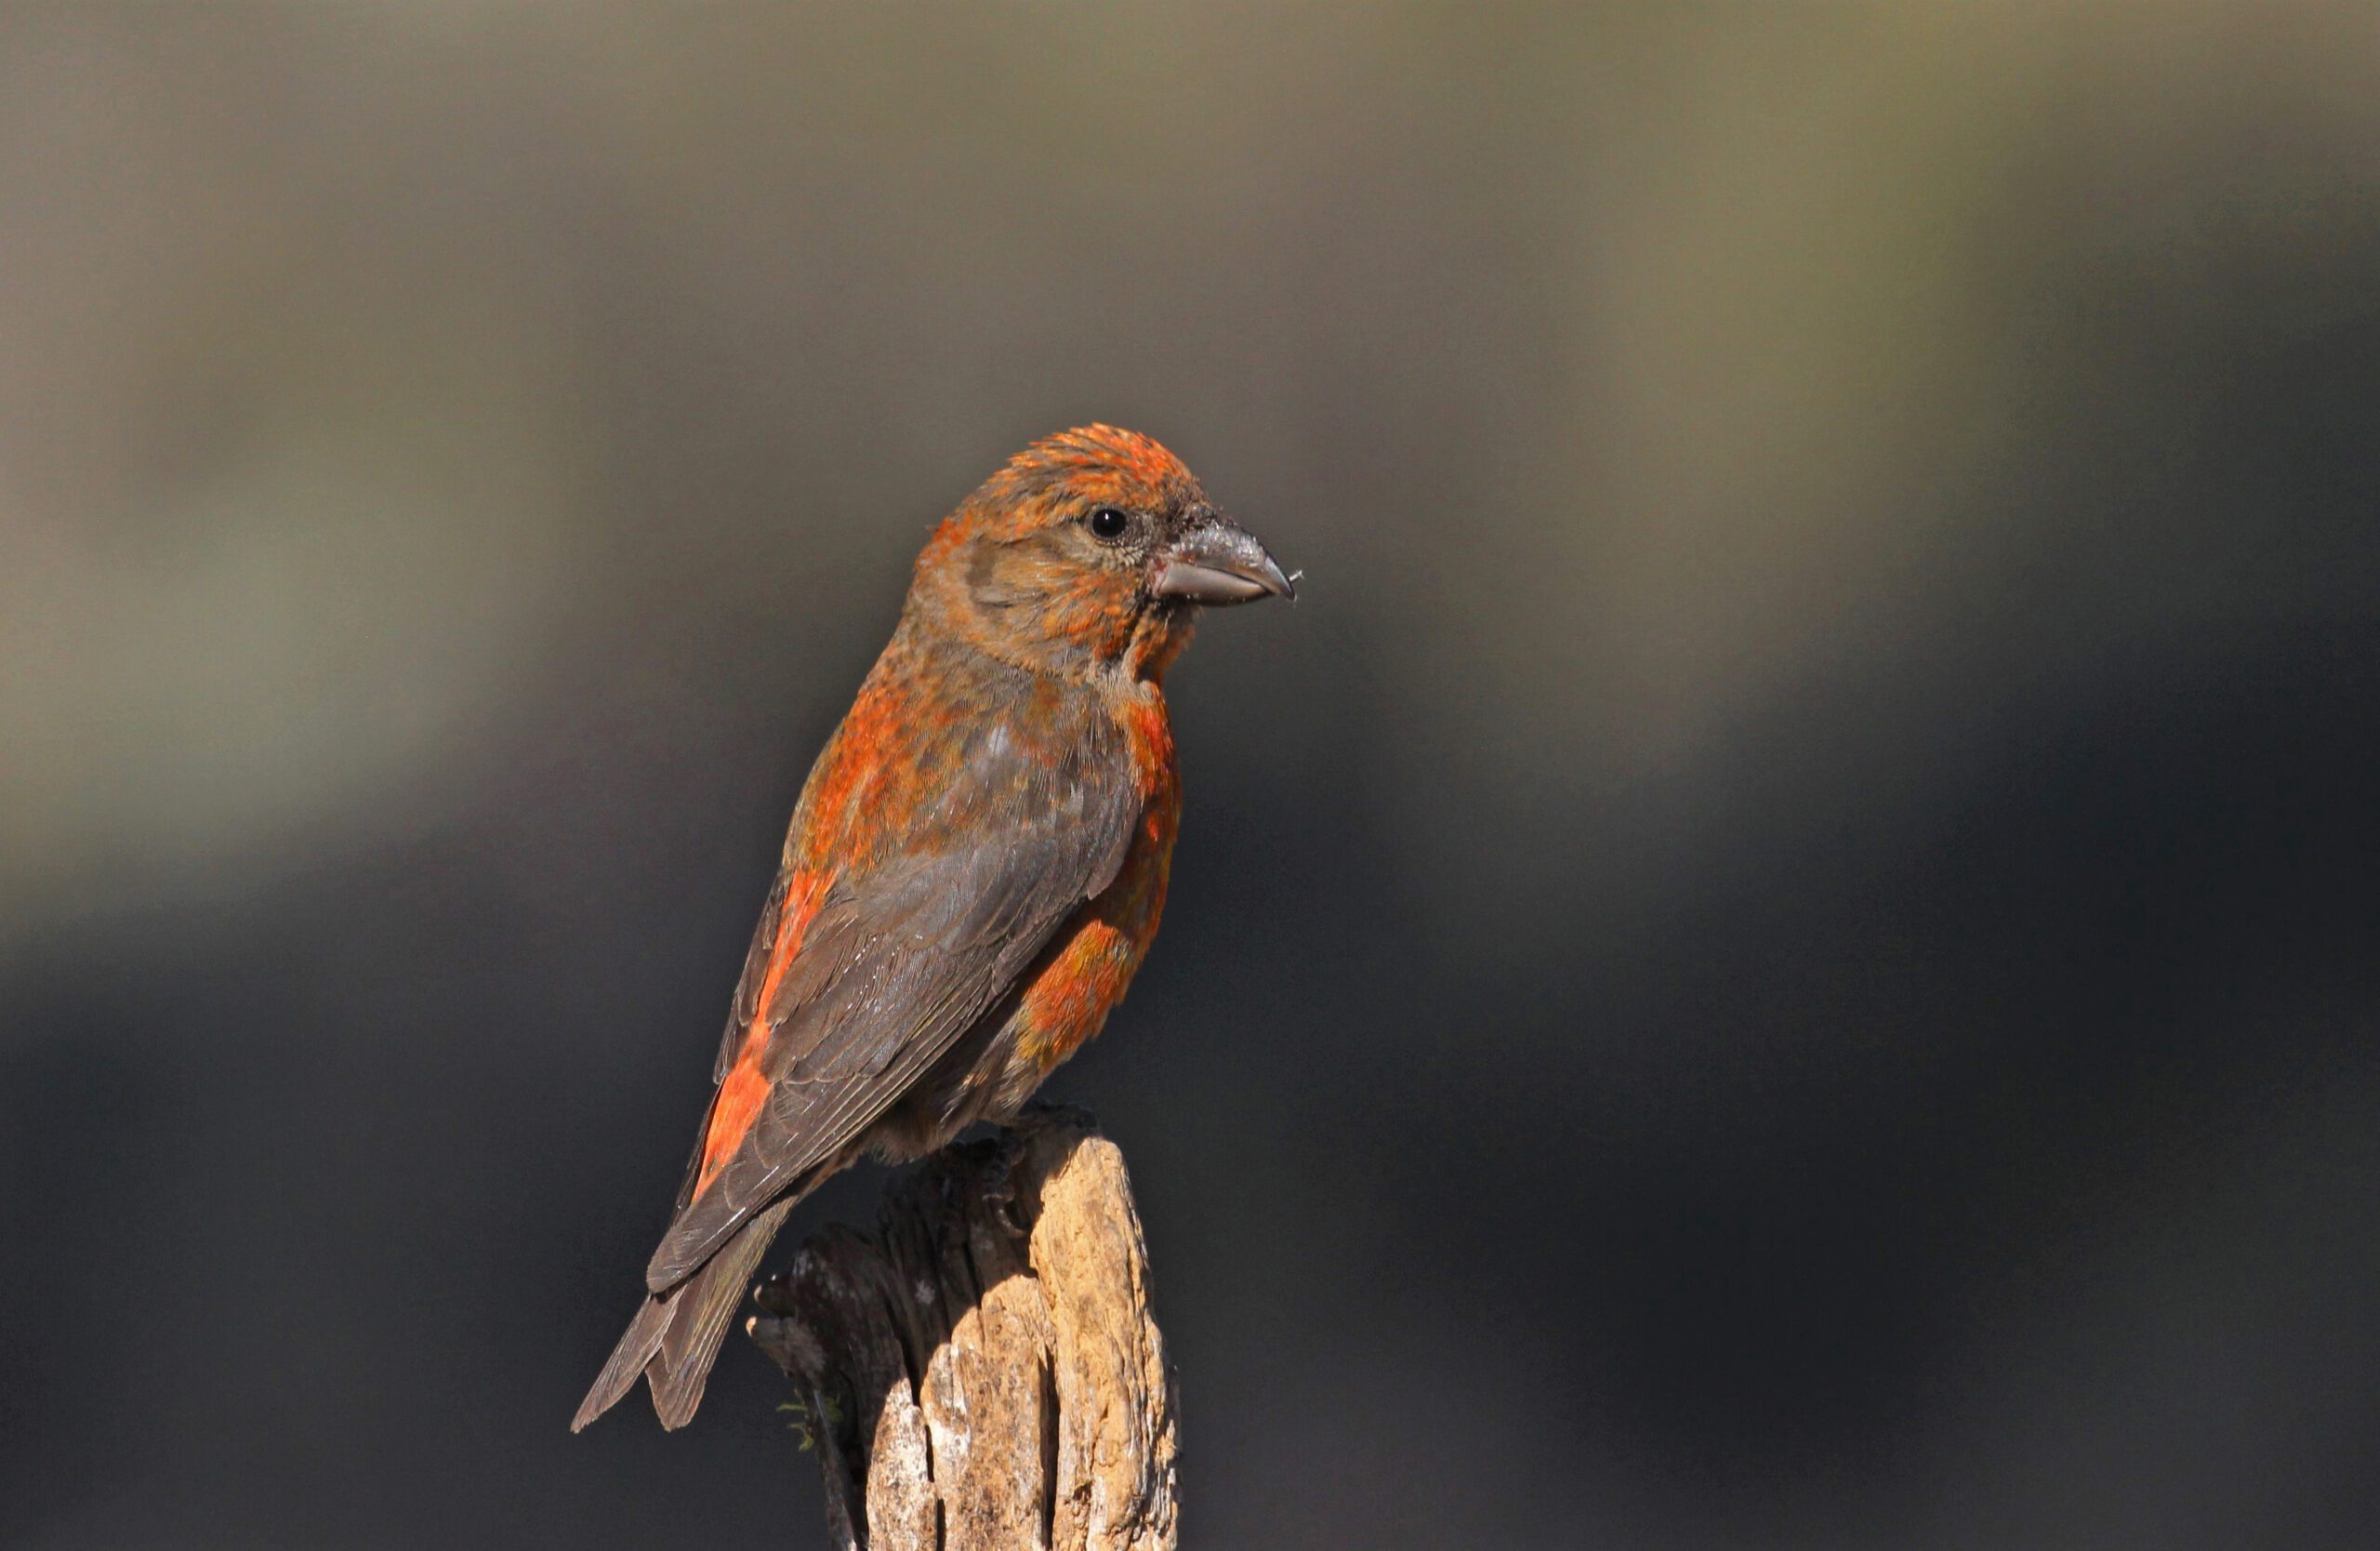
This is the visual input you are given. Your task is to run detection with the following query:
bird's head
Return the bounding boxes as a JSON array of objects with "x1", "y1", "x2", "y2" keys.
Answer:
[{"x1": 912, "y1": 424, "x2": 1293, "y2": 682}]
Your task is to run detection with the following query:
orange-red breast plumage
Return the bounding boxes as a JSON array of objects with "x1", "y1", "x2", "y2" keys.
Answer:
[{"x1": 573, "y1": 425, "x2": 1291, "y2": 1431}]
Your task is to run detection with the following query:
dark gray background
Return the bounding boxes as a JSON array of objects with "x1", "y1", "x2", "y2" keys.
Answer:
[{"x1": 5, "y1": 6, "x2": 2376, "y2": 1547}]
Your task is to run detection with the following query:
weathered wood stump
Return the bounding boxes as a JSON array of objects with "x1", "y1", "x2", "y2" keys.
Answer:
[{"x1": 747, "y1": 1108, "x2": 1179, "y2": 1551}]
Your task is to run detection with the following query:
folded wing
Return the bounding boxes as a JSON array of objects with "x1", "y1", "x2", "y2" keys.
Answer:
[{"x1": 645, "y1": 706, "x2": 1138, "y2": 1292}]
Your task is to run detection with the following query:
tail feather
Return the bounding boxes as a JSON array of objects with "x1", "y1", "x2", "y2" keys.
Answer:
[{"x1": 571, "y1": 1197, "x2": 798, "y2": 1432}]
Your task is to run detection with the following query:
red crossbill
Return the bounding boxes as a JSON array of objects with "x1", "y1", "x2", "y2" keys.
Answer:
[{"x1": 573, "y1": 425, "x2": 1292, "y2": 1430}]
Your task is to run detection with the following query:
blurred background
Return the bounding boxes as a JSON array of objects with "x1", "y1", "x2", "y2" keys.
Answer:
[{"x1": 4, "y1": 5, "x2": 2377, "y2": 1547}]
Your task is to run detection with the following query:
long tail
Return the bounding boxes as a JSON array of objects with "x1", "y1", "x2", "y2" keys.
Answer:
[{"x1": 571, "y1": 1197, "x2": 798, "y2": 1431}]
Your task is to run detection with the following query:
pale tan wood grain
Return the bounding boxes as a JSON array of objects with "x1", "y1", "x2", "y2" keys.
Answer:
[{"x1": 749, "y1": 1109, "x2": 1179, "y2": 1551}]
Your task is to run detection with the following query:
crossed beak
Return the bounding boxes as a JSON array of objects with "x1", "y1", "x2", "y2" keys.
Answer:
[{"x1": 1151, "y1": 513, "x2": 1297, "y2": 605}]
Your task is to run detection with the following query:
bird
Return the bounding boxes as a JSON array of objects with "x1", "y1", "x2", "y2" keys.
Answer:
[{"x1": 573, "y1": 424, "x2": 1294, "y2": 1430}]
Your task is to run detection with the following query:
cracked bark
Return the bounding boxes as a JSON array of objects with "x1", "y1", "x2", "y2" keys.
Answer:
[{"x1": 747, "y1": 1108, "x2": 1179, "y2": 1551}]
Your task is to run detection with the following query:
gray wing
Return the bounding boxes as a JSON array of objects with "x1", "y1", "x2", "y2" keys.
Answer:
[{"x1": 644, "y1": 710, "x2": 1139, "y2": 1292}]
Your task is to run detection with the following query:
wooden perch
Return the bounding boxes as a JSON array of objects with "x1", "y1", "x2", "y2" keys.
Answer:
[{"x1": 747, "y1": 1107, "x2": 1179, "y2": 1551}]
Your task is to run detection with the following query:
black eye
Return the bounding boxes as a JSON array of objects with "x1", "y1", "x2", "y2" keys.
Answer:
[{"x1": 1086, "y1": 507, "x2": 1130, "y2": 542}]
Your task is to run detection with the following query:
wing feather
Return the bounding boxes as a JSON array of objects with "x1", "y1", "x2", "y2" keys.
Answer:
[{"x1": 645, "y1": 698, "x2": 1137, "y2": 1292}]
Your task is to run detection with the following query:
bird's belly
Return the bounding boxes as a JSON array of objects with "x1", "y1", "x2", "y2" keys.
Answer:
[
  {"x1": 1010, "y1": 792, "x2": 1175, "y2": 1066},
  {"x1": 1012, "y1": 912, "x2": 1147, "y2": 1067},
  {"x1": 876, "y1": 833, "x2": 1170, "y2": 1153}
]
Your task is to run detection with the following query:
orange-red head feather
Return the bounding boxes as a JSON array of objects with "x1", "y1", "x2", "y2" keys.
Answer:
[{"x1": 913, "y1": 425, "x2": 1214, "y2": 679}]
